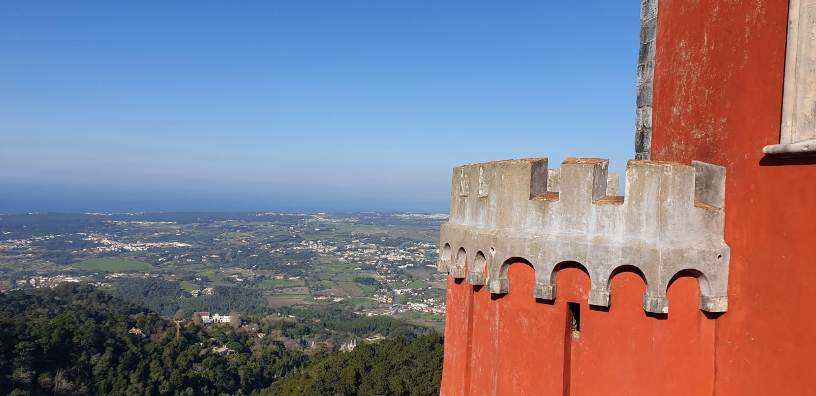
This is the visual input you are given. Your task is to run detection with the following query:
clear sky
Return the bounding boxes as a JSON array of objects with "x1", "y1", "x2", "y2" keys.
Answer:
[{"x1": 0, "y1": 1, "x2": 640, "y2": 213}]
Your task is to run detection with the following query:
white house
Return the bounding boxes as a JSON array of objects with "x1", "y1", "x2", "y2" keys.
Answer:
[{"x1": 194, "y1": 312, "x2": 232, "y2": 324}]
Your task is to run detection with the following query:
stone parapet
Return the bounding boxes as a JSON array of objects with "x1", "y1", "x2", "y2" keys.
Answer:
[{"x1": 437, "y1": 157, "x2": 730, "y2": 313}]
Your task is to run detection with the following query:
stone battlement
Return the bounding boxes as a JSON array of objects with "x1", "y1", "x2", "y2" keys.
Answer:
[{"x1": 437, "y1": 157, "x2": 730, "y2": 313}]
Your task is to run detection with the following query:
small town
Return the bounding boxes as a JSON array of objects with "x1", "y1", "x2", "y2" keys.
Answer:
[{"x1": 0, "y1": 212, "x2": 448, "y2": 326}]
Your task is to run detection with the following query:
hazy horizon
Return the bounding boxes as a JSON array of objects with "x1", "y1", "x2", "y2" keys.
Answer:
[
  {"x1": 1, "y1": 2, "x2": 640, "y2": 213},
  {"x1": 0, "y1": 179, "x2": 449, "y2": 214}
]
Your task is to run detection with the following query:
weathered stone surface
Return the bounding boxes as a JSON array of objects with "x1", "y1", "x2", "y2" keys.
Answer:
[
  {"x1": 763, "y1": 139, "x2": 816, "y2": 157},
  {"x1": 635, "y1": 0, "x2": 659, "y2": 160},
  {"x1": 437, "y1": 157, "x2": 730, "y2": 313},
  {"x1": 764, "y1": 0, "x2": 816, "y2": 157}
]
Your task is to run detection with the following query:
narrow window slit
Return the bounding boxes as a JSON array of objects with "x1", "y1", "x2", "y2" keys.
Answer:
[{"x1": 568, "y1": 302, "x2": 581, "y2": 337}]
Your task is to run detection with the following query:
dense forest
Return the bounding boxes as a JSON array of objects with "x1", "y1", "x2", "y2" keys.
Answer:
[
  {"x1": 0, "y1": 284, "x2": 443, "y2": 395},
  {"x1": 268, "y1": 335, "x2": 443, "y2": 395},
  {"x1": 114, "y1": 278, "x2": 267, "y2": 317}
]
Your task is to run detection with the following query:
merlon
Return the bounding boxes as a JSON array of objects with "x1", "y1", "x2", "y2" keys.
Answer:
[{"x1": 437, "y1": 157, "x2": 729, "y2": 314}]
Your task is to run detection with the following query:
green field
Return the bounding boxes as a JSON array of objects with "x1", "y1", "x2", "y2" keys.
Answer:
[
  {"x1": 347, "y1": 297, "x2": 379, "y2": 310},
  {"x1": 395, "y1": 312, "x2": 446, "y2": 332},
  {"x1": 267, "y1": 294, "x2": 309, "y2": 307},
  {"x1": 260, "y1": 278, "x2": 306, "y2": 289},
  {"x1": 337, "y1": 281, "x2": 365, "y2": 297},
  {"x1": 355, "y1": 279, "x2": 379, "y2": 294},
  {"x1": 179, "y1": 281, "x2": 200, "y2": 292},
  {"x1": 329, "y1": 223, "x2": 439, "y2": 243},
  {"x1": 311, "y1": 255, "x2": 359, "y2": 281},
  {"x1": 407, "y1": 280, "x2": 426, "y2": 289},
  {"x1": 76, "y1": 258, "x2": 153, "y2": 272}
]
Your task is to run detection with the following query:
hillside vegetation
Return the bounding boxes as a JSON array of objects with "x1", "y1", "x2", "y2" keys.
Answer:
[
  {"x1": 268, "y1": 335, "x2": 443, "y2": 395},
  {"x1": 0, "y1": 284, "x2": 442, "y2": 395}
]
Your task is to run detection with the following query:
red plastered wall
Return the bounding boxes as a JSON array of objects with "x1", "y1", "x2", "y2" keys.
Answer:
[
  {"x1": 441, "y1": 261, "x2": 714, "y2": 395},
  {"x1": 652, "y1": 0, "x2": 816, "y2": 394},
  {"x1": 440, "y1": 1, "x2": 816, "y2": 394}
]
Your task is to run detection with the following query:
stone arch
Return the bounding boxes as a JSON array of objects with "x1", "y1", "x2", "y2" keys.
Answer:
[
  {"x1": 438, "y1": 243, "x2": 452, "y2": 271},
  {"x1": 468, "y1": 251, "x2": 488, "y2": 286},
  {"x1": 451, "y1": 247, "x2": 468, "y2": 279},
  {"x1": 551, "y1": 260, "x2": 591, "y2": 279},
  {"x1": 590, "y1": 264, "x2": 649, "y2": 307},
  {"x1": 610, "y1": 264, "x2": 648, "y2": 284},
  {"x1": 643, "y1": 269, "x2": 716, "y2": 314},
  {"x1": 489, "y1": 256, "x2": 535, "y2": 295},
  {"x1": 666, "y1": 268, "x2": 710, "y2": 296},
  {"x1": 664, "y1": 268, "x2": 722, "y2": 312},
  {"x1": 542, "y1": 260, "x2": 593, "y2": 302}
]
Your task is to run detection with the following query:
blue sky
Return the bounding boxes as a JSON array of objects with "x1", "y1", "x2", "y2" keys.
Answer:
[{"x1": 0, "y1": 2, "x2": 640, "y2": 213}]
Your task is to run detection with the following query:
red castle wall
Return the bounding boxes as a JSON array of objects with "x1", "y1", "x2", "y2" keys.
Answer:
[
  {"x1": 440, "y1": 1, "x2": 816, "y2": 395},
  {"x1": 652, "y1": 0, "x2": 816, "y2": 394}
]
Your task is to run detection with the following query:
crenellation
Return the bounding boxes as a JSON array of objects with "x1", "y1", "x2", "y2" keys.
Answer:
[
  {"x1": 692, "y1": 160, "x2": 726, "y2": 209},
  {"x1": 439, "y1": 157, "x2": 730, "y2": 313},
  {"x1": 546, "y1": 168, "x2": 560, "y2": 192}
]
